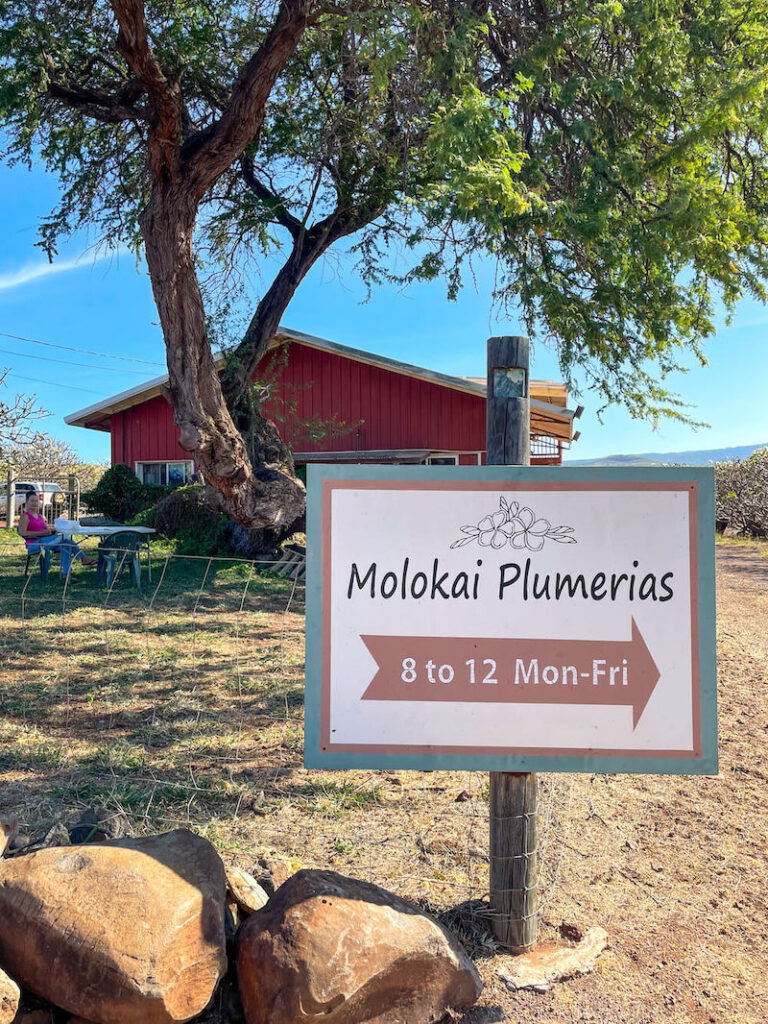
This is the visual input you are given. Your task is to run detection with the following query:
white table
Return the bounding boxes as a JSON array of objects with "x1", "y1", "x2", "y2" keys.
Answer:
[{"x1": 54, "y1": 521, "x2": 157, "y2": 581}]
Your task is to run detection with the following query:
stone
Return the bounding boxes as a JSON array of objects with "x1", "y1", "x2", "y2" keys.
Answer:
[
  {"x1": 225, "y1": 901, "x2": 241, "y2": 946},
  {"x1": 0, "y1": 967, "x2": 19, "y2": 1024},
  {"x1": 0, "y1": 816, "x2": 18, "y2": 858},
  {"x1": 219, "y1": 977, "x2": 246, "y2": 1024},
  {"x1": 558, "y1": 921, "x2": 584, "y2": 943},
  {"x1": 254, "y1": 852, "x2": 300, "y2": 894},
  {"x1": 34, "y1": 823, "x2": 71, "y2": 850},
  {"x1": 226, "y1": 866, "x2": 269, "y2": 915},
  {"x1": 498, "y1": 926, "x2": 609, "y2": 993},
  {"x1": 237, "y1": 869, "x2": 482, "y2": 1024},
  {"x1": 69, "y1": 805, "x2": 130, "y2": 844},
  {"x1": 0, "y1": 829, "x2": 227, "y2": 1024},
  {"x1": 13, "y1": 1011, "x2": 53, "y2": 1024},
  {"x1": 6, "y1": 833, "x2": 29, "y2": 854}
]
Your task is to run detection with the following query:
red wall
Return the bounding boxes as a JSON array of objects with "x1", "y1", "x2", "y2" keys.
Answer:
[
  {"x1": 111, "y1": 395, "x2": 191, "y2": 468},
  {"x1": 260, "y1": 343, "x2": 485, "y2": 454},
  {"x1": 109, "y1": 341, "x2": 563, "y2": 468},
  {"x1": 110, "y1": 342, "x2": 487, "y2": 467}
]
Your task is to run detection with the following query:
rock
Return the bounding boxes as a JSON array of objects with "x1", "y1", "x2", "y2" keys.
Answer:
[
  {"x1": 225, "y1": 901, "x2": 241, "y2": 946},
  {"x1": 0, "y1": 967, "x2": 19, "y2": 1024},
  {"x1": 254, "y1": 853, "x2": 300, "y2": 895},
  {"x1": 33, "y1": 823, "x2": 71, "y2": 850},
  {"x1": 558, "y1": 921, "x2": 584, "y2": 942},
  {"x1": 498, "y1": 926, "x2": 609, "y2": 993},
  {"x1": 68, "y1": 805, "x2": 130, "y2": 844},
  {"x1": 237, "y1": 869, "x2": 482, "y2": 1024},
  {"x1": 219, "y1": 976, "x2": 246, "y2": 1024},
  {"x1": 13, "y1": 1011, "x2": 52, "y2": 1024},
  {"x1": 6, "y1": 833, "x2": 29, "y2": 854},
  {"x1": 0, "y1": 829, "x2": 227, "y2": 1024},
  {"x1": 0, "y1": 817, "x2": 18, "y2": 858},
  {"x1": 226, "y1": 866, "x2": 269, "y2": 915}
]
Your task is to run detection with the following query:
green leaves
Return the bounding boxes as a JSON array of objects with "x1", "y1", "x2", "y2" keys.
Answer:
[{"x1": 2, "y1": 0, "x2": 768, "y2": 425}]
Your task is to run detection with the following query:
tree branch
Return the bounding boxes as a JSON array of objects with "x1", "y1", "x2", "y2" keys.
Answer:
[
  {"x1": 240, "y1": 155, "x2": 302, "y2": 240},
  {"x1": 185, "y1": 0, "x2": 311, "y2": 196},
  {"x1": 110, "y1": 0, "x2": 183, "y2": 175},
  {"x1": 47, "y1": 79, "x2": 148, "y2": 123},
  {"x1": 221, "y1": 190, "x2": 387, "y2": 411}
]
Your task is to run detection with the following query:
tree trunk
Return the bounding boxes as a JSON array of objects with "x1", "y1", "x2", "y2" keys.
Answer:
[
  {"x1": 222, "y1": 232, "x2": 327, "y2": 411},
  {"x1": 140, "y1": 186, "x2": 305, "y2": 551}
]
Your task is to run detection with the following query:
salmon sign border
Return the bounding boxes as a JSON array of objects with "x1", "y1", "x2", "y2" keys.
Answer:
[{"x1": 305, "y1": 465, "x2": 717, "y2": 774}]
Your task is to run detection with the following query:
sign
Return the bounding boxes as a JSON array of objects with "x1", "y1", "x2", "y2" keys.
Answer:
[{"x1": 305, "y1": 466, "x2": 717, "y2": 774}]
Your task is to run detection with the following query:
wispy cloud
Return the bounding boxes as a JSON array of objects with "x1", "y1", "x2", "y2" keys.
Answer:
[{"x1": 0, "y1": 249, "x2": 127, "y2": 293}]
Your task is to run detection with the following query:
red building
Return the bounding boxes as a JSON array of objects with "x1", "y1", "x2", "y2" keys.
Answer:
[{"x1": 66, "y1": 328, "x2": 580, "y2": 484}]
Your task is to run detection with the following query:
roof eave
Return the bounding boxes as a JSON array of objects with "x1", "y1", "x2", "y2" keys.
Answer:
[{"x1": 65, "y1": 327, "x2": 577, "y2": 438}]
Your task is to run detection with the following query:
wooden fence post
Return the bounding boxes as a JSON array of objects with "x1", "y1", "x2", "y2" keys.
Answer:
[
  {"x1": 486, "y1": 335, "x2": 540, "y2": 952},
  {"x1": 6, "y1": 471, "x2": 16, "y2": 530}
]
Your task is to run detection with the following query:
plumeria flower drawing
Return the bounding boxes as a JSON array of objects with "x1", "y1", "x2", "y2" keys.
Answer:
[{"x1": 451, "y1": 497, "x2": 577, "y2": 551}]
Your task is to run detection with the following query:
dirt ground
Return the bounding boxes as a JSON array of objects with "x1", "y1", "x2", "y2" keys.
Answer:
[
  {"x1": 469, "y1": 541, "x2": 767, "y2": 1024},
  {"x1": 0, "y1": 539, "x2": 766, "y2": 1023}
]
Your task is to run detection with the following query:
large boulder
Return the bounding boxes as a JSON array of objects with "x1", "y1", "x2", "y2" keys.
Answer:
[
  {"x1": 237, "y1": 869, "x2": 482, "y2": 1024},
  {"x1": 0, "y1": 966, "x2": 19, "y2": 1024},
  {"x1": 0, "y1": 829, "x2": 227, "y2": 1024}
]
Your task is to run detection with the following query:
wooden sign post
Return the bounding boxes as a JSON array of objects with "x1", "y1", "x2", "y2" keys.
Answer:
[
  {"x1": 486, "y1": 336, "x2": 538, "y2": 951},
  {"x1": 304, "y1": 379, "x2": 718, "y2": 950}
]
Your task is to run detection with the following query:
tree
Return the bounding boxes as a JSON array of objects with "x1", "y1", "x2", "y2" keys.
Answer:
[
  {"x1": 715, "y1": 447, "x2": 768, "y2": 537},
  {"x1": 2, "y1": 1, "x2": 768, "y2": 550},
  {"x1": 0, "y1": 431, "x2": 108, "y2": 491},
  {"x1": 0, "y1": 370, "x2": 47, "y2": 461}
]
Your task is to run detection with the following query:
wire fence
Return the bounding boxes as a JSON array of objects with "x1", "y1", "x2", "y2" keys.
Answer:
[
  {"x1": 0, "y1": 539, "x2": 580, "y2": 948},
  {"x1": 0, "y1": 474, "x2": 81, "y2": 528}
]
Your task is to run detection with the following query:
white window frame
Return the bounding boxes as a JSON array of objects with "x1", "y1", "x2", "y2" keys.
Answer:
[
  {"x1": 134, "y1": 460, "x2": 195, "y2": 486},
  {"x1": 424, "y1": 453, "x2": 459, "y2": 466}
]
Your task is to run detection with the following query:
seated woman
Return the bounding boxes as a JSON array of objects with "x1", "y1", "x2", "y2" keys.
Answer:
[{"x1": 17, "y1": 493, "x2": 95, "y2": 574}]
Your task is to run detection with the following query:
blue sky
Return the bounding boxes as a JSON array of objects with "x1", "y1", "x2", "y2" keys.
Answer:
[{"x1": 1, "y1": 159, "x2": 767, "y2": 464}]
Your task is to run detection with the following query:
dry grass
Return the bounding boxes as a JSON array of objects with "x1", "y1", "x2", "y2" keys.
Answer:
[
  {"x1": 0, "y1": 532, "x2": 765, "y2": 1023},
  {"x1": 716, "y1": 533, "x2": 768, "y2": 559}
]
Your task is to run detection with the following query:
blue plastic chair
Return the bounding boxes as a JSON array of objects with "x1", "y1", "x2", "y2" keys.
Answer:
[
  {"x1": 24, "y1": 544, "x2": 53, "y2": 581},
  {"x1": 96, "y1": 531, "x2": 143, "y2": 591}
]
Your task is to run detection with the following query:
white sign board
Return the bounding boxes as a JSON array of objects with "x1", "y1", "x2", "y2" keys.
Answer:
[{"x1": 305, "y1": 467, "x2": 717, "y2": 773}]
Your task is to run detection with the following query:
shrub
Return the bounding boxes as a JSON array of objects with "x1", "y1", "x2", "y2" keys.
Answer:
[
  {"x1": 82, "y1": 464, "x2": 172, "y2": 522},
  {"x1": 126, "y1": 504, "x2": 156, "y2": 529},
  {"x1": 714, "y1": 447, "x2": 768, "y2": 537},
  {"x1": 151, "y1": 485, "x2": 231, "y2": 556}
]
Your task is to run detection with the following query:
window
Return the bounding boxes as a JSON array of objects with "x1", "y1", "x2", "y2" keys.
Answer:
[
  {"x1": 136, "y1": 461, "x2": 194, "y2": 486},
  {"x1": 425, "y1": 455, "x2": 458, "y2": 466}
]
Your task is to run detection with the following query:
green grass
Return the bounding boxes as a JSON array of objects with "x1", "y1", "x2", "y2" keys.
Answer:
[{"x1": 0, "y1": 539, "x2": 305, "y2": 817}]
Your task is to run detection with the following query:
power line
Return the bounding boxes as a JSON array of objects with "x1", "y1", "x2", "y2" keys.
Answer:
[
  {"x1": 0, "y1": 331, "x2": 166, "y2": 367},
  {"x1": 0, "y1": 346, "x2": 157, "y2": 376},
  {"x1": 4, "y1": 372, "x2": 104, "y2": 395}
]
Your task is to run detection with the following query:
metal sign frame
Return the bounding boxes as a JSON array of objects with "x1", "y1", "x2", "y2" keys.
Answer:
[{"x1": 305, "y1": 464, "x2": 717, "y2": 774}]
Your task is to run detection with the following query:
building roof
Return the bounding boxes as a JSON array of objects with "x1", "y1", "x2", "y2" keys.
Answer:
[{"x1": 65, "y1": 326, "x2": 579, "y2": 442}]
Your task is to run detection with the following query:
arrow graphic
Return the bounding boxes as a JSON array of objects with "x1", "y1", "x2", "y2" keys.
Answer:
[{"x1": 361, "y1": 619, "x2": 660, "y2": 729}]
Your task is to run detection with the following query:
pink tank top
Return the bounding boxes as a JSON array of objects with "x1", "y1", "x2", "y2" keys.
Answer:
[{"x1": 24, "y1": 512, "x2": 48, "y2": 547}]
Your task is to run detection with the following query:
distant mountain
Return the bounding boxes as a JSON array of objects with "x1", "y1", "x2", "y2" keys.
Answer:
[{"x1": 566, "y1": 442, "x2": 768, "y2": 467}]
